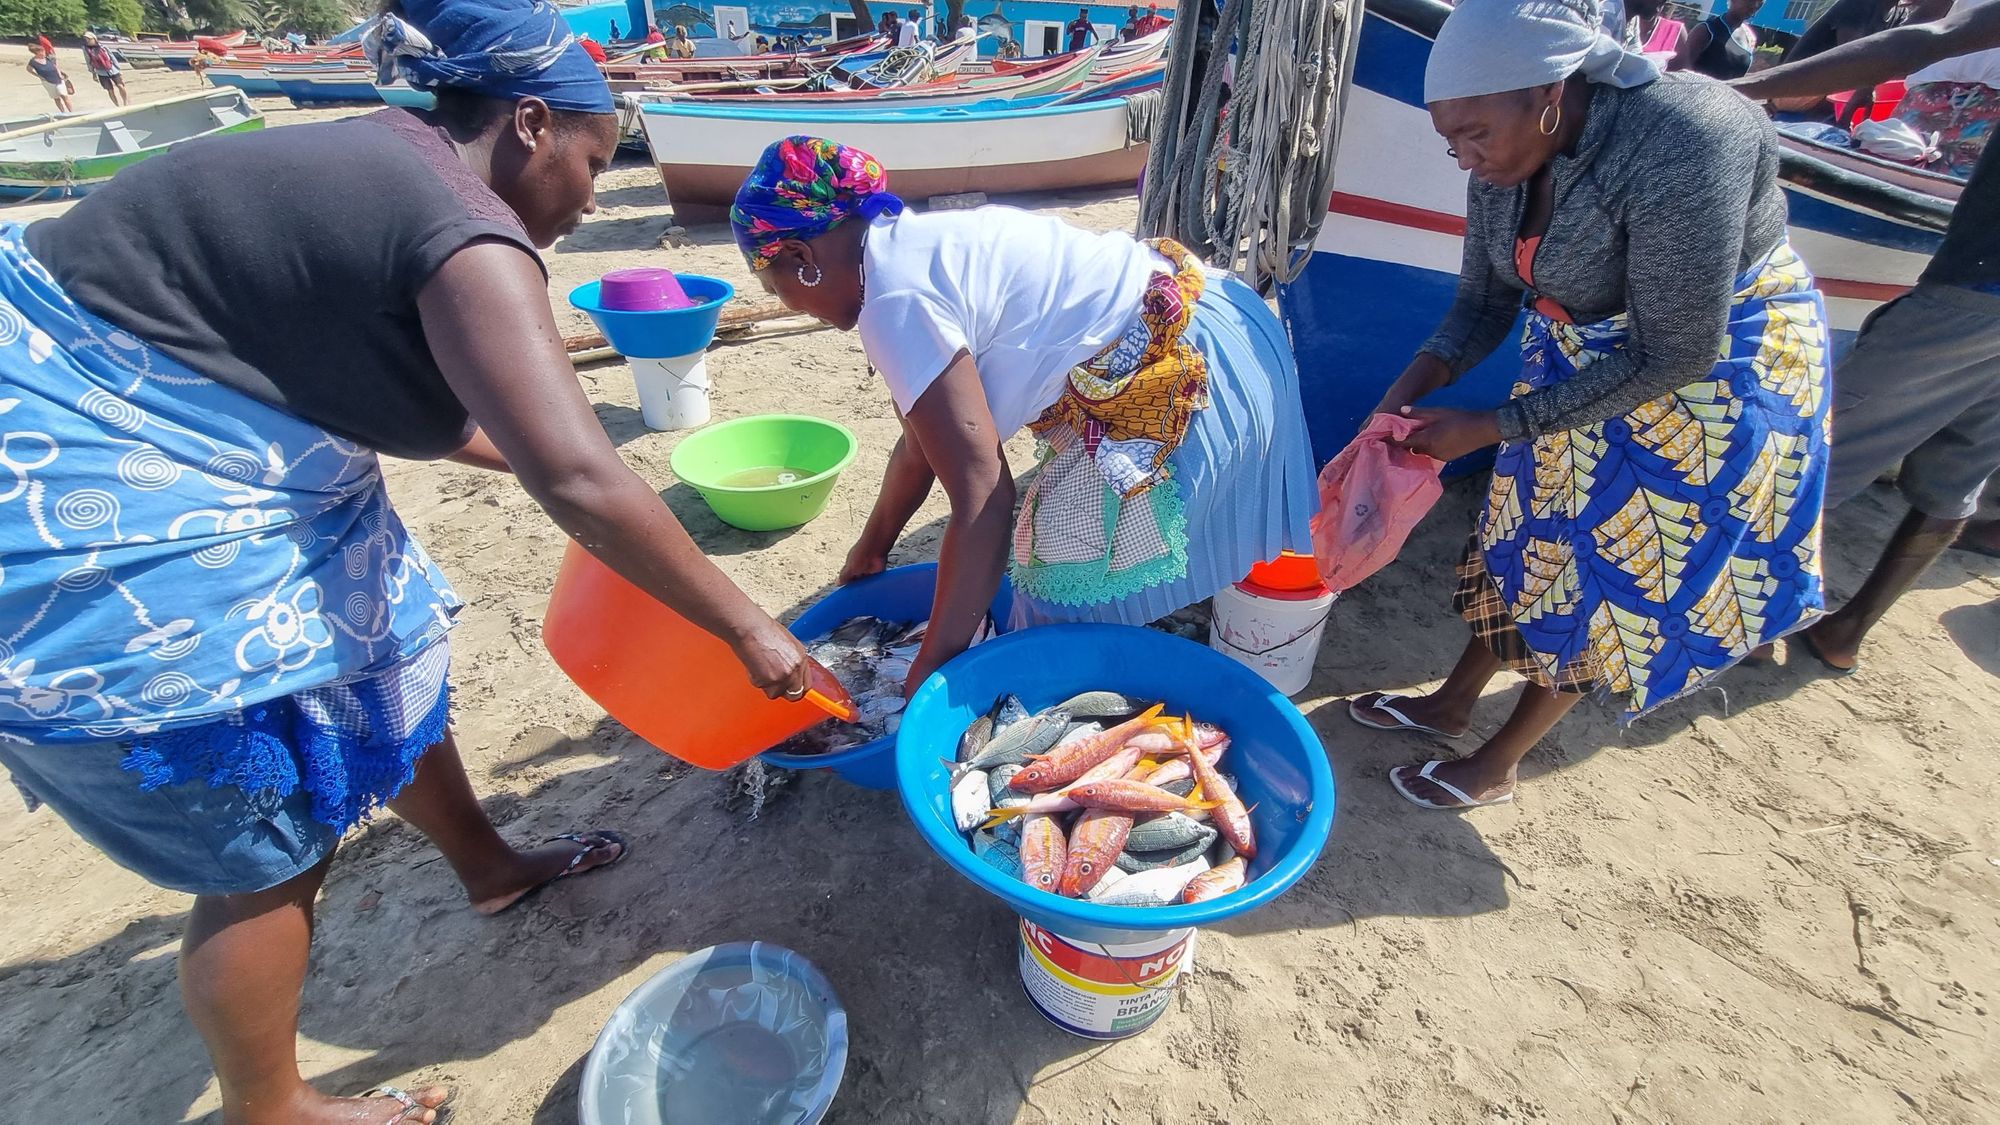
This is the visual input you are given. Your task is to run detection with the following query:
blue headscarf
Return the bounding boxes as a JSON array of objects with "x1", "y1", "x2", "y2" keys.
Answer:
[{"x1": 364, "y1": 0, "x2": 615, "y2": 115}]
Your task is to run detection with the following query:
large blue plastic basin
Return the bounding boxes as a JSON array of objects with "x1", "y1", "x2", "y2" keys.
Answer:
[
  {"x1": 570, "y1": 274, "x2": 734, "y2": 359},
  {"x1": 895, "y1": 624, "x2": 1336, "y2": 944},
  {"x1": 762, "y1": 563, "x2": 1013, "y2": 790}
]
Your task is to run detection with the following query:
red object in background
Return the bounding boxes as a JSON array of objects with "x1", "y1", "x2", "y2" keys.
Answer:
[{"x1": 1308, "y1": 413, "x2": 1446, "y2": 594}]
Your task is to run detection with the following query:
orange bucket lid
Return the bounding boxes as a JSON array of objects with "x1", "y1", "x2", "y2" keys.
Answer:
[{"x1": 1243, "y1": 551, "x2": 1327, "y2": 594}]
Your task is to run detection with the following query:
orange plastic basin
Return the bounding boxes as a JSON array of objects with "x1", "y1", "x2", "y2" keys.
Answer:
[{"x1": 542, "y1": 542, "x2": 854, "y2": 769}]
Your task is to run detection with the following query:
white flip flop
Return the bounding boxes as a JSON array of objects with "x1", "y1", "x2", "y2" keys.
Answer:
[
  {"x1": 1389, "y1": 761, "x2": 1515, "y2": 810},
  {"x1": 1348, "y1": 693, "x2": 1468, "y2": 739}
]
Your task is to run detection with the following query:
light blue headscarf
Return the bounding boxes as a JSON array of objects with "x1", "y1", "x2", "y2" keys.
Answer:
[
  {"x1": 1425, "y1": 0, "x2": 1658, "y2": 104},
  {"x1": 364, "y1": 0, "x2": 615, "y2": 114}
]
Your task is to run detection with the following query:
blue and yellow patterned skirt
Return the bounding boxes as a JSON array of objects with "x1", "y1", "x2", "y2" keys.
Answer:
[{"x1": 1469, "y1": 243, "x2": 1833, "y2": 720}]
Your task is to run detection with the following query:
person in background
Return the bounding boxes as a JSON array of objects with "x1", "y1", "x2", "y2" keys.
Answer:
[
  {"x1": 1000, "y1": 35, "x2": 1023, "y2": 57},
  {"x1": 578, "y1": 32, "x2": 608, "y2": 61},
  {"x1": 0, "y1": 1, "x2": 819, "y2": 1121},
  {"x1": 955, "y1": 14, "x2": 978, "y2": 40},
  {"x1": 1134, "y1": 0, "x2": 1171, "y2": 36},
  {"x1": 1624, "y1": 0, "x2": 1689, "y2": 69},
  {"x1": 1122, "y1": 4, "x2": 1142, "y2": 40},
  {"x1": 1686, "y1": 0, "x2": 1764, "y2": 79},
  {"x1": 81, "y1": 31, "x2": 129, "y2": 106},
  {"x1": 881, "y1": 10, "x2": 902, "y2": 40},
  {"x1": 36, "y1": 30, "x2": 54, "y2": 56},
  {"x1": 898, "y1": 9, "x2": 922, "y2": 46},
  {"x1": 1350, "y1": 0, "x2": 1833, "y2": 809},
  {"x1": 732, "y1": 137, "x2": 1316, "y2": 691},
  {"x1": 609, "y1": 17, "x2": 620, "y2": 40},
  {"x1": 1734, "y1": 0, "x2": 2000, "y2": 673},
  {"x1": 667, "y1": 23, "x2": 695, "y2": 58},
  {"x1": 645, "y1": 22, "x2": 669, "y2": 58},
  {"x1": 1888, "y1": 0, "x2": 2000, "y2": 178},
  {"x1": 1067, "y1": 6, "x2": 1098, "y2": 52},
  {"x1": 26, "y1": 44, "x2": 72, "y2": 113},
  {"x1": 755, "y1": 33, "x2": 772, "y2": 52}
]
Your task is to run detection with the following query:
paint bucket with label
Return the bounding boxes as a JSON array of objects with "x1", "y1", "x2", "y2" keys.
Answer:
[
  {"x1": 630, "y1": 352, "x2": 711, "y2": 431},
  {"x1": 1209, "y1": 552, "x2": 1335, "y2": 696},
  {"x1": 1017, "y1": 919, "x2": 1195, "y2": 1039}
]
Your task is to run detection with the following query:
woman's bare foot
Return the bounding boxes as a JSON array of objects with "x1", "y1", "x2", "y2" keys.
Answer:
[
  {"x1": 280, "y1": 1083, "x2": 452, "y2": 1125},
  {"x1": 1795, "y1": 616, "x2": 1861, "y2": 673},
  {"x1": 1953, "y1": 518, "x2": 2000, "y2": 557},
  {"x1": 467, "y1": 832, "x2": 627, "y2": 916},
  {"x1": 1349, "y1": 691, "x2": 1473, "y2": 739}
]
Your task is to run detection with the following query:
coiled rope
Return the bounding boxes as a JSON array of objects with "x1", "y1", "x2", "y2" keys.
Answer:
[{"x1": 1139, "y1": 0, "x2": 1360, "y2": 294}]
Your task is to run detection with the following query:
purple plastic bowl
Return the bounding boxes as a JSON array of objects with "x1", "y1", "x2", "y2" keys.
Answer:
[{"x1": 598, "y1": 268, "x2": 695, "y2": 312}]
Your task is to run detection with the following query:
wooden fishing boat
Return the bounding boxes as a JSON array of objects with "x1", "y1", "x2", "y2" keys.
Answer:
[
  {"x1": 600, "y1": 33, "x2": 889, "y2": 88},
  {"x1": 995, "y1": 26, "x2": 1173, "y2": 77},
  {"x1": 656, "y1": 45, "x2": 1102, "y2": 106},
  {"x1": 1276, "y1": 0, "x2": 1954, "y2": 464},
  {"x1": 0, "y1": 88, "x2": 263, "y2": 199},
  {"x1": 201, "y1": 63, "x2": 286, "y2": 97},
  {"x1": 637, "y1": 96, "x2": 1153, "y2": 223}
]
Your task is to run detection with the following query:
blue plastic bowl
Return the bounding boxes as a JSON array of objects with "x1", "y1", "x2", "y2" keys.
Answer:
[
  {"x1": 762, "y1": 563, "x2": 1013, "y2": 790},
  {"x1": 578, "y1": 942, "x2": 847, "y2": 1125},
  {"x1": 895, "y1": 624, "x2": 1336, "y2": 945},
  {"x1": 570, "y1": 274, "x2": 735, "y2": 359}
]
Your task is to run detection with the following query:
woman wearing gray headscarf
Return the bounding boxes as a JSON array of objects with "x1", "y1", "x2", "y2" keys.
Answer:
[{"x1": 1347, "y1": 0, "x2": 1834, "y2": 811}]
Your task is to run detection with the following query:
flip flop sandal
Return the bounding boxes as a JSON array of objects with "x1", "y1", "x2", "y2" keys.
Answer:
[
  {"x1": 1790, "y1": 630, "x2": 1859, "y2": 678},
  {"x1": 488, "y1": 830, "x2": 630, "y2": 916},
  {"x1": 1348, "y1": 693, "x2": 1468, "y2": 739},
  {"x1": 360, "y1": 1084, "x2": 455, "y2": 1125},
  {"x1": 1389, "y1": 761, "x2": 1515, "y2": 811}
]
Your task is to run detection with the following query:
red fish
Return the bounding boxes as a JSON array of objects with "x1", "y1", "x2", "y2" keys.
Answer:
[
  {"x1": 1137, "y1": 739, "x2": 1228, "y2": 791},
  {"x1": 1178, "y1": 721, "x2": 1256, "y2": 859},
  {"x1": 1059, "y1": 809, "x2": 1133, "y2": 897},
  {"x1": 1019, "y1": 813, "x2": 1068, "y2": 896},
  {"x1": 1124, "y1": 721, "x2": 1229, "y2": 755},
  {"x1": 1066, "y1": 779, "x2": 1223, "y2": 814},
  {"x1": 977, "y1": 741, "x2": 1152, "y2": 829},
  {"x1": 1011, "y1": 705, "x2": 1176, "y2": 793},
  {"x1": 1182, "y1": 856, "x2": 1248, "y2": 903}
]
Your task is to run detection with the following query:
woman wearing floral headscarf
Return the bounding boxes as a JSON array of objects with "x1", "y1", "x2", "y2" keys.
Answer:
[
  {"x1": 731, "y1": 137, "x2": 1318, "y2": 691},
  {"x1": 0, "y1": 1, "x2": 815, "y2": 1121}
]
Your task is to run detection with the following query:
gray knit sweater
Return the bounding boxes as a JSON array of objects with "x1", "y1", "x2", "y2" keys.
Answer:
[{"x1": 1420, "y1": 74, "x2": 1788, "y2": 442}]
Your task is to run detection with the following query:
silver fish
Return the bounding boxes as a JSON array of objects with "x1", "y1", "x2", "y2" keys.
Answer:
[
  {"x1": 957, "y1": 695, "x2": 1008, "y2": 763},
  {"x1": 952, "y1": 769, "x2": 993, "y2": 833},
  {"x1": 963, "y1": 708, "x2": 1070, "y2": 773},
  {"x1": 972, "y1": 832, "x2": 1022, "y2": 879},
  {"x1": 988, "y1": 763, "x2": 1025, "y2": 804},
  {"x1": 1055, "y1": 691, "x2": 1153, "y2": 720},
  {"x1": 1124, "y1": 812, "x2": 1214, "y2": 853},
  {"x1": 767, "y1": 614, "x2": 921, "y2": 756},
  {"x1": 1085, "y1": 854, "x2": 1212, "y2": 906},
  {"x1": 1158, "y1": 776, "x2": 1197, "y2": 798},
  {"x1": 1115, "y1": 833, "x2": 1217, "y2": 873},
  {"x1": 994, "y1": 694, "x2": 1031, "y2": 731}
]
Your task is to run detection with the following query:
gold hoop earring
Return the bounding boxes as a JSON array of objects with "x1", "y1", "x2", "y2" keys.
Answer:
[{"x1": 1539, "y1": 103, "x2": 1560, "y2": 136}]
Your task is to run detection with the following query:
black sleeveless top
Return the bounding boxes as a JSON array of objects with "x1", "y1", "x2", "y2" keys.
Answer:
[
  {"x1": 1690, "y1": 17, "x2": 1754, "y2": 81},
  {"x1": 26, "y1": 109, "x2": 542, "y2": 460}
]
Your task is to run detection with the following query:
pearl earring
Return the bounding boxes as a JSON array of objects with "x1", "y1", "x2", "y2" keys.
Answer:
[{"x1": 798, "y1": 263, "x2": 823, "y2": 287}]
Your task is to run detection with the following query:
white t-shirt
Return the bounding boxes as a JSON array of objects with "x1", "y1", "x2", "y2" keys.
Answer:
[
  {"x1": 1909, "y1": 0, "x2": 2000, "y2": 88},
  {"x1": 896, "y1": 21, "x2": 920, "y2": 46},
  {"x1": 857, "y1": 208, "x2": 1159, "y2": 434}
]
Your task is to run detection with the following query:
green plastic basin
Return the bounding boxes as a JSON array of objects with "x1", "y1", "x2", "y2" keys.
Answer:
[{"x1": 669, "y1": 414, "x2": 859, "y2": 532}]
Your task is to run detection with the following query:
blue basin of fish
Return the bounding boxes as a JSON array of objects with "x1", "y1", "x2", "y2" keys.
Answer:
[
  {"x1": 569, "y1": 274, "x2": 735, "y2": 359},
  {"x1": 762, "y1": 563, "x2": 1013, "y2": 790},
  {"x1": 895, "y1": 624, "x2": 1336, "y2": 945}
]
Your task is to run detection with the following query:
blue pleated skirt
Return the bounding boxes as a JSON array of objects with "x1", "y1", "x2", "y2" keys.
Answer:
[{"x1": 1010, "y1": 273, "x2": 1319, "y2": 628}]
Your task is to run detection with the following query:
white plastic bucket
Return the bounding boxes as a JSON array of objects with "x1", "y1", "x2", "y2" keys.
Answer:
[
  {"x1": 630, "y1": 352, "x2": 710, "y2": 431},
  {"x1": 1210, "y1": 579, "x2": 1335, "y2": 696},
  {"x1": 1017, "y1": 918, "x2": 1194, "y2": 1039}
]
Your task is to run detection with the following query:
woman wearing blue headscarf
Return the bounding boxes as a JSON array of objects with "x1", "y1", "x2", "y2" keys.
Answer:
[{"x1": 0, "y1": 2, "x2": 815, "y2": 1121}]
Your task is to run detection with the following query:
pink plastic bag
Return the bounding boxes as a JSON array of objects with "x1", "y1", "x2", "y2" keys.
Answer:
[{"x1": 1309, "y1": 413, "x2": 1446, "y2": 594}]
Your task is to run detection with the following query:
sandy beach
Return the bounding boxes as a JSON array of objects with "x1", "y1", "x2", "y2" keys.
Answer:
[{"x1": 0, "y1": 50, "x2": 1996, "y2": 1124}]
